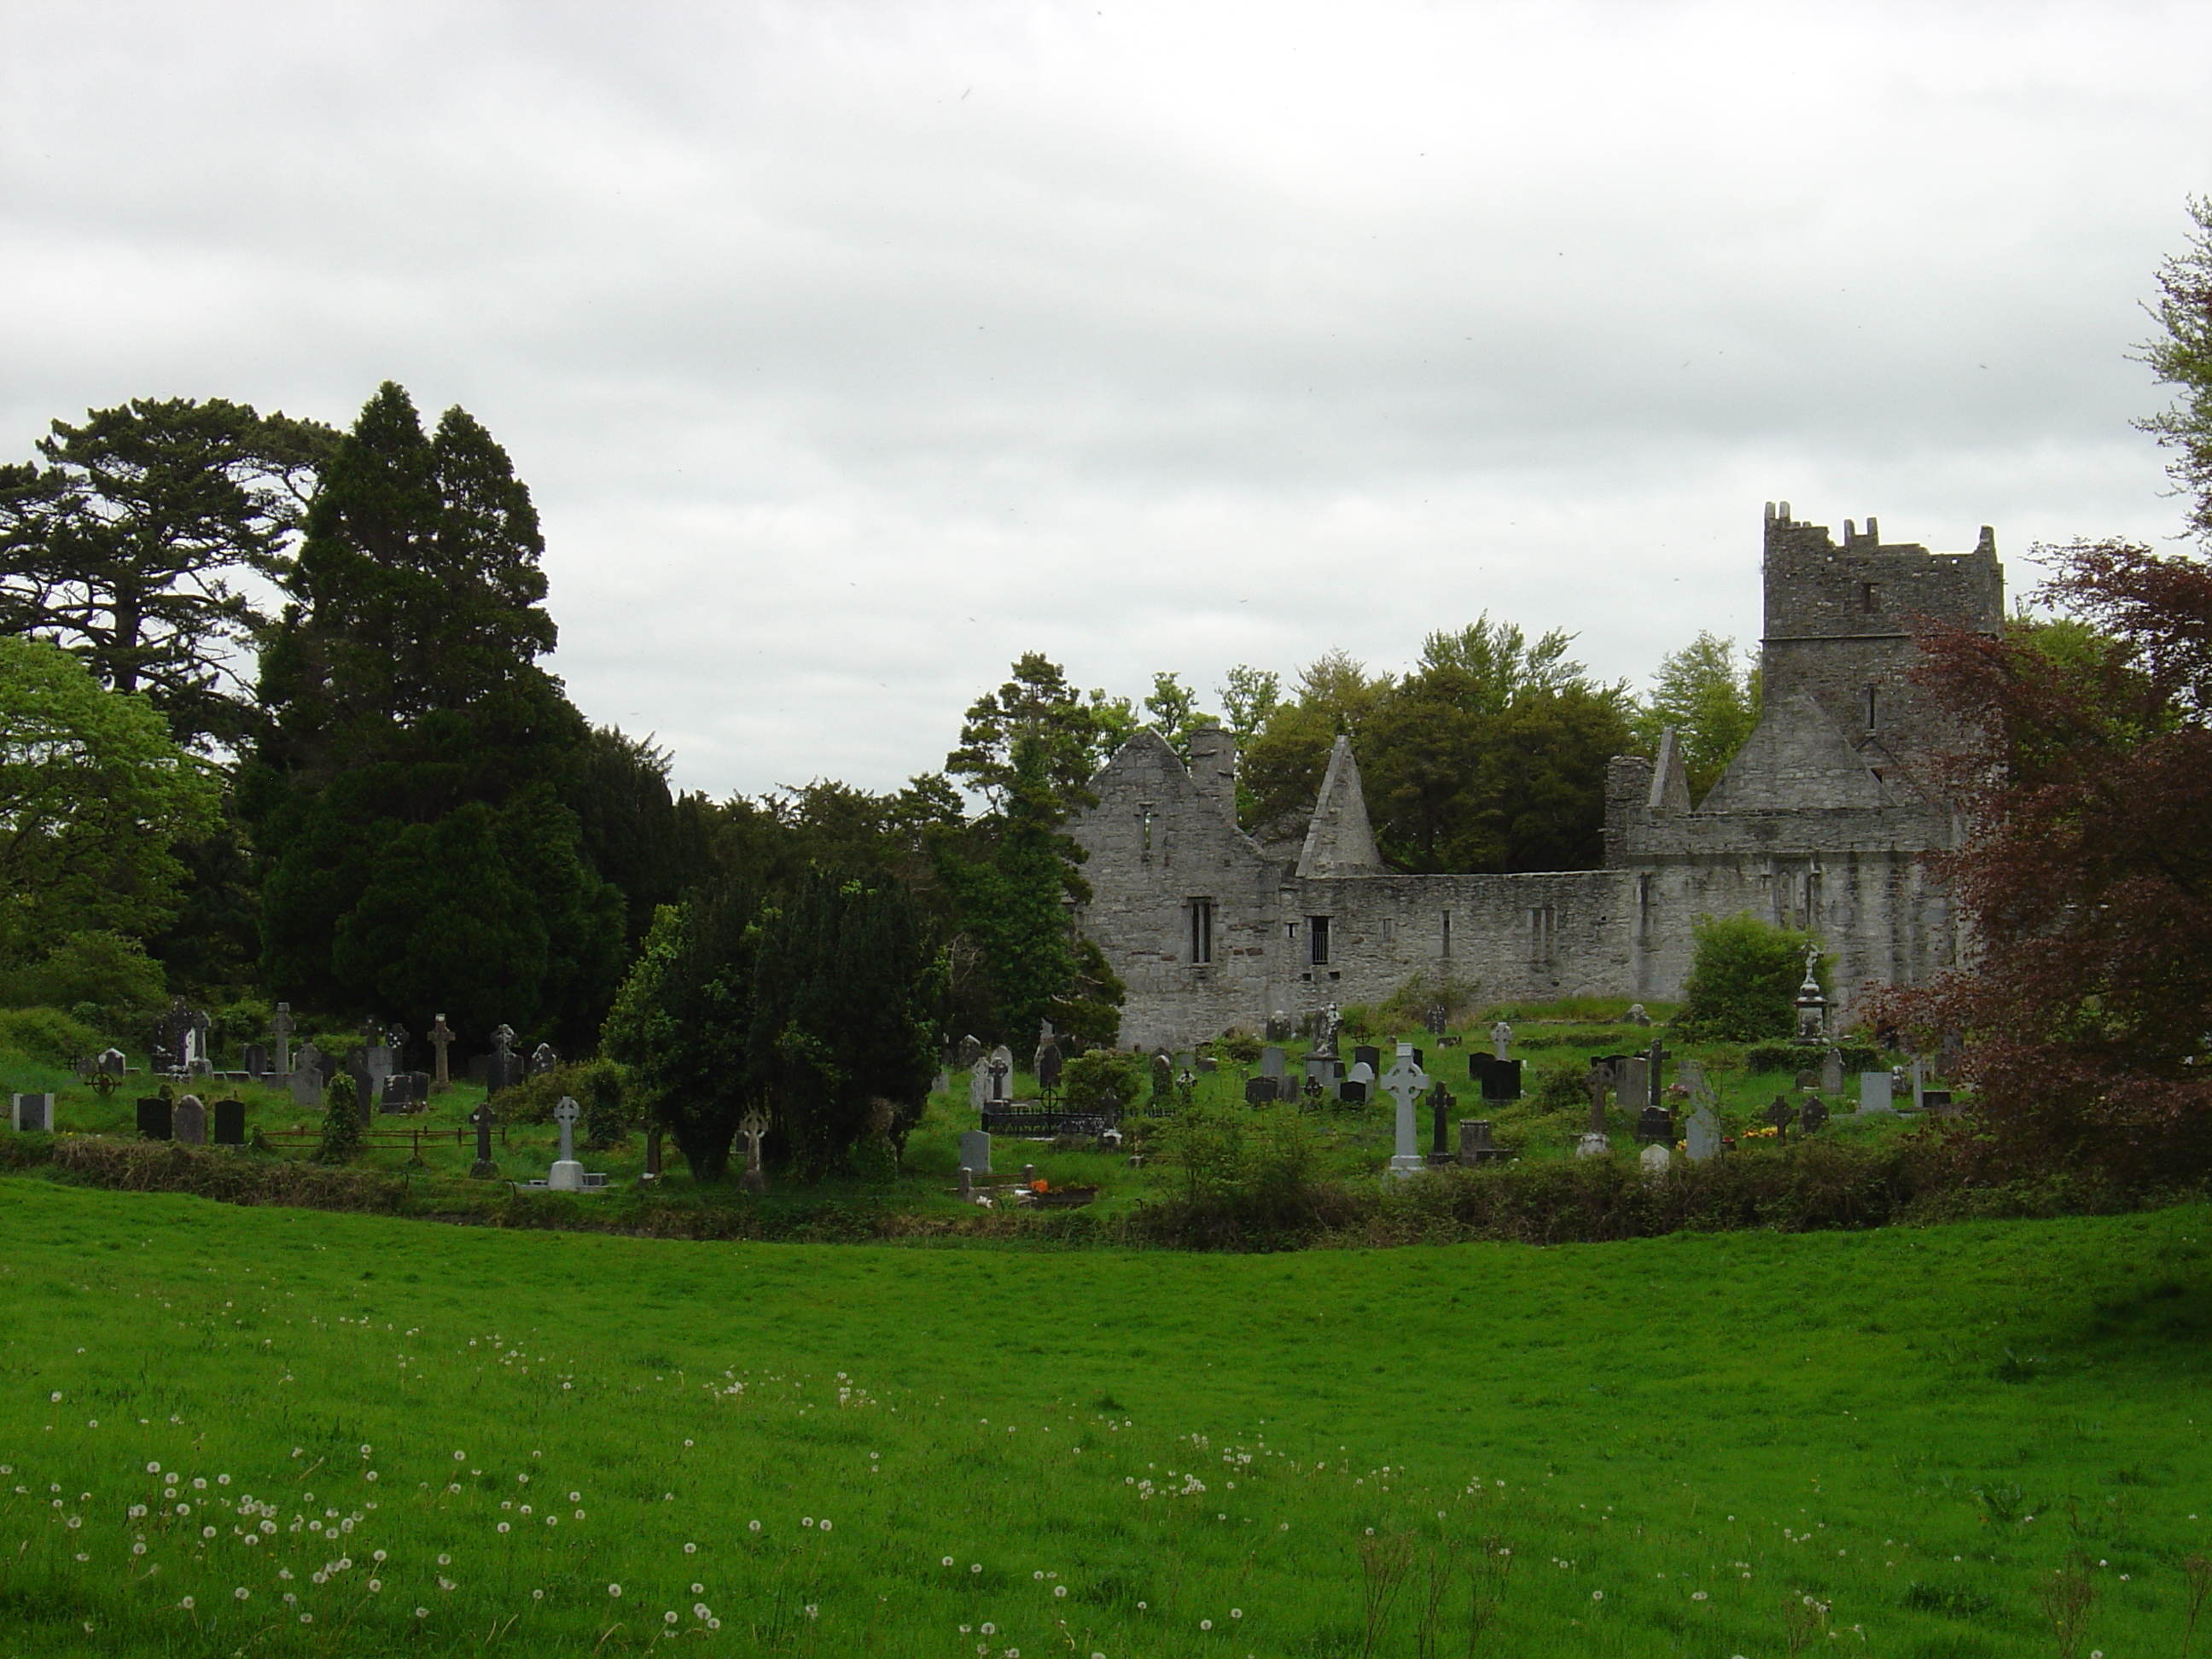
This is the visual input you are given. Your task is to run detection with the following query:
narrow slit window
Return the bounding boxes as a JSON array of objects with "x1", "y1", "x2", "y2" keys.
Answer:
[
  {"x1": 1441, "y1": 911, "x2": 1452, "y2": 958},
  {"x1": 1189, "y1": 899, "x2": 1214, "y2": 964},
  {"x1": 1861, "y1": 581, "x2": 1880, "y2": 614},
  {"x1": 1864, "y1": 685, "x2": 1877, "y2": 730},
  {"x1": 1307, "y1": 916, "x2": 1331, "y2": 967}
]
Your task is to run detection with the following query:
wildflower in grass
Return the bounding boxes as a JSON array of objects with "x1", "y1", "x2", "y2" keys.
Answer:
[
  {"x1": 179, "y1": 1597, "x2": 195, "y2": 1610},
  {"x1": 50, "y1": 1391, "x2": 61, "y2": 1401},
  {"x1": 608, "y1": 1584, "x2": 622, "y2": 1598},
  {"x1": 1231, "y1": 1610, "x2": 1242, "y2": 1619},
  {"x1": 1201, "y1": 1619, "x2": 1213, "y2": 1630},
  {"x1": 369, "y1": 1580, "x2": 381, "y2": 1592},
  {"x1": 944, "y1": 1557, "x2": 956, "y2": 1567},
  {"x1": 439, "y1": 1578, "x2": 456, "y2": 1592},
  {"x1": 416, "y1": 1608, "x2": 428, "y2": 1619},
  {"x1": 300, "y1": 1614, "x2": 313, "y2": 1625},
  {"x1": 1056, "y1": 1586, "x2": 1068, "y2": 1598},
  {"x1": 972, "y1": 1564, "x2": 982, "y2": 1575},
  {"x1": 981, "y1": 1624, "x2": 996, "y2": 1635},
  {"x1": 1692, "y1": 1591, "x2": 1708, "y2": 1601},
  {"x1": 234, "y1": 1588, "x2": 248, "y2": 1601},
  {"x1": 750, "y1": 1520, "x2": 761, "y2": 1533},
  {"x1": 498, "y1": 1522, "x2": 509, "y2": 1534},
  {"x1": 806, "y1": 1605, "x2": 818, "y2": 1621},
  {"x1": 684, "y1": 1541, "x2": 697, "y2": 1554},
  {"x1": 1592, "y1": 1591, "x2": 1604, "y2": 1603},
  {"x1": 695, "y1": 1600, "x2": 709, "y2": 1615},
  {"x1": 665, "y1": 1612, "x2": 678, "y2": 1625}
]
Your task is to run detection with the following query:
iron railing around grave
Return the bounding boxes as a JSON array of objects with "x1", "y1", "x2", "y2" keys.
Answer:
[{"x1": 978, "y1": 1107, "x2": 1121, "y2": 1140}]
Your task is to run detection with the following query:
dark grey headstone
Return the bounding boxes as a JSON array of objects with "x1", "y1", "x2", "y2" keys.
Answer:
[
  {"x1": 1338, "y1": 1080, "x2": 1367, "y2": 1104},
  {"x1": 242, "y1": 1043, "x2": 270, "y2": 1077},
  {"x1": 1260, "y1": 1045, "x2": 1285, "y2": 1078},
  {"x1": 212, "y1": 1099, "x2": 247, "y2": 1145},
  {"x1": 1479, "y1": 1057, "x2": 1522, "y2": 1103},
  {"x1": 10, "y1": 1092, "x2": 53, "y2": 1132},
  {"x1": 1799, "y1": 1098, "x2": 1830, "y2": 1134},
  {"x1": 1244, "y1": 1076, "x2": 1278, "y2": 1105},
  {"x1": 1353, "y1": 1045, "x2": 1382, "y2": 1074},
  {"x1": 136, "y1": 1097, "x2": 173, "y2": 1140},
  {"x1": 172, "y1": 1095, "x2": 207, "y2": 1146}
]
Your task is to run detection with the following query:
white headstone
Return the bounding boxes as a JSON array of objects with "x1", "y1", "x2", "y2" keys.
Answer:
[
  {"x1": 958, "y1": 1130, "x2": 992, "y2": 1173},
  {"x1": 1347, "y1": 1060, "x2": 1375, "y2": 1086},
  {"x1": 1860, "y1": 1072, "x2": 1895, "y2": 1114},
  {"x1": 1576, "y1": 1132, "x2": 1610, "y2": 1158},
  {"x1": 1639, "y1": 1142, "x2": 1672, "y2": 1180},
  {"x1": 1685, "y1": 1102, "x2": 1721, "y2": 1162},
  {"x1": 548, "y1": 1097, "x2": 585, "y2": 1190},
  {"x1": 1380, "y1": 1045, "x2": 1430, "y2": 1178},
  {"x1": 969, "y1": 1064, "x2": 992, "y2": 1110}
]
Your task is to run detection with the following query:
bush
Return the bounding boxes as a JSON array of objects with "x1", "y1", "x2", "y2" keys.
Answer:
[
  {"x1": 500, "y1": 1061, "x2": 608, "y2": 1125},
  {"x1": 1208, "y1": 1030, "x2": 1262, "y2": 1066},
  {"x1": 1063, "y1": 1048, "x2": 1147, "y2": 1113},
  {"x1": 1672, "y1": 913, "x2": 1829, "y2": 1042},
  {"x1": 1744, "y1": 1042, "x2": 1883, "y2": 1075},
  {"x1": 0, "y1": 931, "x2": 166, "y2": 1037},
  {"x1": 1526, "y1": 1058, "x2": 1588, "y2": 1118},
  {"x1": 0, "y1": 1006, "x2": 102, "y2": 1067},
  {"x1": 317, "y1": 1073, "x2": 362, "y2": 1164}
]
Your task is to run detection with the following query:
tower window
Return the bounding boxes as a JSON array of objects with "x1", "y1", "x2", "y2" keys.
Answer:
[
  {"x1": 1307, "y1": 916, "x2": 1331, "y2": 966},
  {"x1": 1864, "y1": 685, "x2": 1878, "y2": 730},
  {"x1": 1861, "y1": 582, "x2": 1881, "y2": 614},
  {"x1": 1441, "y1": 911, "x2": 1452, "y2": 958},
  {"x1": 1189, "y1": 899, "x2": 1214, "y2": 964}
]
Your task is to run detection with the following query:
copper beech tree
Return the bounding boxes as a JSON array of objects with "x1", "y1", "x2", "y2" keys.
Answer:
[{"x1": 1871, "y1": 540, "x2": 2212, "y2": 1178}]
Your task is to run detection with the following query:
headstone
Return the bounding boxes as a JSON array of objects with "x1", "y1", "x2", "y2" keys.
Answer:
[
  {"x1": 1353, "y1": 1045, "x2": 1382, "y2": 1076},
  {"x1": 1380, "y1": 1045, "x2": 1430, "y2": 1177},
  {"x1": 987, "y1": 1048, "x2": 1013, "y2": 1104},
  {"x1": 242, "y1": 1043, "x2": 270, "y2": 1077},
  {"x1": 1586, "y1": 1060, "x2": 1615, "y2": 1135},
  {"x1": 1799, "y1": 1098, "x2": 1830, "y2": 1134},
  {"x1": 386, "y1": 1022, "x2": 410, "y2": 1071},
  {"x1": 1910, "y1": 1057, "x2": 1928, "y2": 1111},
  {"x1": 1490, "y1": 1020, "x2": 1512, "y2": 1061},
  {"x1": 1576, "y1": 1132, "x2": 1610, "y2": 1157},
  {"x1": 1685, "y1": 1100, "x2": 1721, "y2": 1162},
  {"x1": 172, "y1": 1095, "x2": 207, "y2": 1147},
  {"x1": 1428, "y1": 1082, "x2": 1452, "y2": 1166},
  {"x1": 1265, "y1": 1012, "x2": 1292, "y2": 1042},
  {"x1": 1763, "y1": 1096, "x2": 1793, "y2": 1140},
  {"x1": 1304, "y1": 1052, "x2": 1342, "y2": 1083},
  {"x1": 958, "y1": 1165, "x2": 974, "y2": 1200},
  {"x1": 212, "y1": 1098, "x2": 246, "y2": 1145},
  {"x1": 1625, "y1": 1003, "x2": 1651, "y2": 1027},
  {"x1": 1458, "y1": 1120, "x2": 1493, "y2": 1165},
  {"x1": 1338, "y1": 1080, "x2": 1367, "y2": 1104},
  {"x1": 644, "y1": 1126, "x2": 662, "y2": 1177},
  {"x1": 468, "y1": 1102, "x2": 498, "y2": 1179},
  {"x1": 1639, "y1": 1142, "x2": 1671, "y2": 1180},
  {"x1": 529, "y1": 1043, "x2": 561, "y2": 1078},
  {"x1": 136, "y1": 1097, "x2": 172, "y2": 1140},
  {"x1": 1173, "y1": 1051, "x2": 1196, "y2": 1076},
  {"x1": 1919, "y1": 1090, "x2": 1953, "y2": 1115},
  {"x1": 1644, "y1": 1039, "x2": 1672, "y2": 1107},
  {"x1": 956, "y1": 1033, "x2": 984, "y2": 1070},
  {"x1": 738, "y1": 1109, "x2": 768, "y2": 1194},
  {"x1": 969, "y1": 1060, "x2": 994, "y2": 1111},
  {"x1": 1244, "y1": 1077, "x2": 1278, "y2": 1104},
  {"x1": 548, "y1": 1097, "x2": 585, "y2": 1190},
  {"x1": 958, "y1": 1130, "x2": 992, "y2": 1174},
  {"x1": 1036, "y1": 1041, "x2": 1064, "y2": 1094},
  {"x1": 1795, "y1": 1069, "x2": 1820, "y2": 1091},
  {"x1": 1678, "y1": 1056, "x2": 1713, "y2": 1109},
  {"x1": 270, "y1": 1003, "x2": 295, "y2": 1077},
  {"x1": 484, "y1": 1025, "x2": 525, "y2": 1096},
  {"x1": 1821, "y1": 1047, "x2": 1845, "y2": 1095},
  {"x1": 1347, "y1": 1060, "x2": 1375, "y2": 1086},
  {"x1": 1616, "y1": 1055, "x2": 1649, "y2": 1109},
  {"x1": 1473, "y1": 1056, "x2": 1522, "y2": 1103},
  {"x1": 10, "y1": 1093, "x2": 53, "y2": 1132},
  {"x1": 1859, "y1": 1072, "x2": 1894, "y2": 1114},
  {"x1": 96, "y1": 1048, "x2": 125, "y2": 1078},
  {"x1": 428, "y1": 1015, "x2": 456, "y2": 1091},
  {"x1": 1633, "y1": 1105, "x2": 1674, "y2": 1144},
  {"x1": 290, "y1": 1044, "x2": 326, "y2": 1107},
  {"x1": 1260, "y1": 1046, "x2": 1285, "y2": 1080},
  {"x1": 1150, "y1": 1050, "x2": 1174, "y2": 1094}
]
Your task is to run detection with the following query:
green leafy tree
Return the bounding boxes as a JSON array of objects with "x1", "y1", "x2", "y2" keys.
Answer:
[
  {"x1": 1672, "y1": 912, "x2": 1827, "y2": 1042},
  {"x1": 947, "y1": 651, "x2": 1132, "y2": 812},
  {"x1": 1238, "y1": 649, "x2": 1393, "y2": 841},
  {"x1": 936, "y1": 736, "x2": 1121, "y2": 1045},
  {"x1": 1217, "y1": 664, "x2": 1282, "y2": 742},
  {"x1": 0, "y1": 635, "x2": 220, "y2": 963},
  {"x1": 1, "y1": 930, "x2": 167, "y2": 1035},
  {"x1": 316, "y1": 1072, "x2": 362, "y2": 1163},
  {"x1": 599, "y1": 889, "x2": 761, "y2": 1181},
  {"x1": 1140, "y1": 672, "x2": 1220, "y2": 762},
  {"x1": 242, "y1": 384, "x2": 622, "y2": 1045},
  {"x1": 0, "y1": 398, "x2": 335, "y2": 751},
  {"x1": 2135, "y1": 195, "x2": 2212, "y2": 544},
  {"x1": 748, "y1": 869, "x2": 943, "y2": 1178},
  {"x1": 1632, "y1": 632, "x2": 1761, "y2": 802}
]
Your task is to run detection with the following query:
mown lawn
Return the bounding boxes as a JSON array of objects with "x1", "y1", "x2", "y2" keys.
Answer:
[{"x1": 2, "y1": 1180, "x2": 2209, "y2": 1656}]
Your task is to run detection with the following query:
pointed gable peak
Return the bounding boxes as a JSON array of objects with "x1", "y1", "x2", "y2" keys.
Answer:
[
  {"x1": 1698, "y1": 694, "x2": 1890, "y2": 813},
  {"x1": 1296, "y1": 736, "x2": 1386, "y2": 877}
]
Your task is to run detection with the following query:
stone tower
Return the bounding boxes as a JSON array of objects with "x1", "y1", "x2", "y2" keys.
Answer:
[{"x1": 1757, "y1": 501, "x2": 2004, "y2": 782}]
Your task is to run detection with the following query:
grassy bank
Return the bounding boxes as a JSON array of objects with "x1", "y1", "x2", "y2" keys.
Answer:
[{"x1": 3, "y1": 1180, "x2": 2210, "y2": 1655}]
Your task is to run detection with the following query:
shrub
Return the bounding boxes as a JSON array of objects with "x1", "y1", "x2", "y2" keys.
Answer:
[
  {"x1": 1743, "y1": 1042, "x2": 1883, "y2": 1075},
  {"x1": 1672, "y1": 913, "x2": 1829, "y2": 1042},
  {"x1": 1526, "y1": 1058, "x2": 1588, "y2": 1118},
  {"x1": 504, "y1": 1060, "x2": 614, "y2": 1125},
  {"x1": 0, "y1": 931, "x2": 166, "y2": 1036},
  {"x1": 0, "y1": 1005, "x2": 102, "y2": 1067},
  {"x1": 1209, "y1": 1030, "x2": 1262, "y2": 1066},
  {"x1": 582, "y1": 1062, "x2": 630, "y2": 1149},
  {"x1": 1063, "y1": 1048, "x2": 1147, "y2": 1113},
  {"x1": 316, "y1": 1073, "x2": 362, "y2": 1164}
]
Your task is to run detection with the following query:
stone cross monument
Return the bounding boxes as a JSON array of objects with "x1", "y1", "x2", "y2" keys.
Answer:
[
  {"x1": 468, "y1": 1101, "x2": 498, "y2": 1179},
  {"x1": 270, "y1": 1003, "x2": 294, "y2": 1077},
  {"x1": 549, "y1": 1097, "x2": 585, "y2": 1191},
  {"x1": 429, "y1": 1015, "x2": 455, "y2": 1091},
  {"x1": 1379, "y1": 1044, "x2": 1431, "y2": 1179},
  {"x1": 1490, "y1": 1020, "x2": 1512, "y2": 1061},
  {"x1": 739, "y1": 1109, "x2": 767, "y2": 1194}
]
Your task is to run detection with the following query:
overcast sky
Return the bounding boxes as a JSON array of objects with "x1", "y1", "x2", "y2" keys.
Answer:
[{"x1": 4, "y1": 1, "x2": 2209, "y2": 798}]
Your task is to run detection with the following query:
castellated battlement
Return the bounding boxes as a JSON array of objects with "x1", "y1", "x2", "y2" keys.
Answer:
[{"x1": 1066, "y1": 504, "x2": 1994, "y2": 1049}]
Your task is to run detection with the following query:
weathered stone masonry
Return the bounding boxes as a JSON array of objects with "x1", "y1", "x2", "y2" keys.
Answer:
[{"x1": 1068, "y1": 504, "x2": 2002, "y2": 1049}]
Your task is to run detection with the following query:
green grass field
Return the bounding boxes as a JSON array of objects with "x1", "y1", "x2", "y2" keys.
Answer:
[{"x1": 3, "y1": 1179, "x2": 2209, "y2": 1656}]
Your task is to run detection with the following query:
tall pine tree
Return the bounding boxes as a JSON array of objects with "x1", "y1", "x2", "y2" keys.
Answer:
[{"x1": 240, "y1": 383, "x2": 622, "y2": 1047}]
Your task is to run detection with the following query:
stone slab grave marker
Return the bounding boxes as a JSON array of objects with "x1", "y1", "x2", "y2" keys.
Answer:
[
  {"x1": 1821, "y1": 1047, "x2": 1845, "y2": 1095},
  {"x1": 172, "y1": 1094, "x2": 207, "y2": 1146},
  {"x1": 1763, "y1": 1095, "x2": 1794, "y2": 1140},
  {"x1": 1347, "y1": 1059, "x2": 1376, "y2": 1086},
  {"x1": 1339, "y1": 1079, "x2": 1367, "y2": 1104},
  {"x1": 96, "y1": 1048, "x2": 125, "y2": 1079},
  {"x1": 959, "y1": 1130, "x2": 992, "y2": 1174},
  {"x1": 957, "y1": 1033, "x2": 984, "y2": 1070},
  {"x1": 270, "y1": 1003, "x2": 294, "y2": 1078},
  {"x1": 11, "y1": 1092, "x2": 53, "y2": 1132},
  {"x1": 1244, "y1": 1077, "x2": 1277, "y2": 1105},
  {"x1": 645, "y1": 1126, "x2": 662, "y2": 1179},
  {"x1": 290, "y1": 1044, "x2": 326, "y2": 1107},
  {"x1": 428, "y1": 1016, "x2": 455, "y2": 1092},
  {"x1": 1380, "y1": 1044, "x2": 1431, "y2": 1177},
  {"x1": 1633, "y1": 1104, "x2": 1674, "y2": 1144},
  {"x1": 738, "y1": 1109, "x2": 768, "y2": 1194},
  {"x1": 1859, "y1": 1071, "x2": 1894, "y2": 1114},
  {"x1": 1625, "y1": 1003, "x2": 1651, "y2": 1027},
  {"x1": 1471, "y1": 1055, "x2": 1523, "y2": 1103},
  {"x1": 212, "y1": 1097, "x2": 246, "y2": 1145},
  {"x1": 1265, "y1": 1012, "x2": 1292, "y2": 1042},
  {"x1": 1639, "y1": 1142, "x2": 1672, "y2": 1181},
  {"x1": 1799, "y1": 1098, "x2": 1830, "y2": 1134},
  {"x1": 137, "y1": 1096, "x2": 172, "y2": 1140},
  {"x1": 468, "y1": 1101, "x2": 498, "y2": 1179},
  {"x1": 243, "y1": 1043, "x2": 270, "y2": 1077},
  {"x1": 1428, "y1": 1082, "x2": 1453, "y2": 1166},
  {"x1": 1260, "y1": 1045, "x2": 1285, "y2": 1080},
  {"x1": 483, "y1": 1025, "x2": 525, "y2": 1096},
  {"x1": 1685, "y1": 1098, "x2": 1722, "y2": 1162},
  {"x1": 548, "y1": 1097, "x2": 585, "y2": 1191},
  {"x1": 1615, "y1": 1055, "x2": 1648, "y2": 1113},
  {"x1": 1458, "y1": 1119, "x2": 1496, "y2": 1165},
  {"x1": 1353, "y1": 1044, "x2": 1382, "y2": 1076},
  {"x1": 1035, "y1": 1036, "x2": 1063, "y2": 1097},
  {"x1": 529, "y1": 1042, "x2": 560, "y2": 1078},
  {"x1": 1491, "y1": 1020, "x2": 1513, "y2": 1061}
]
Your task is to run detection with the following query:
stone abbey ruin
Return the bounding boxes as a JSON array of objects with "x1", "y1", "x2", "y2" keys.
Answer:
[{"x1": 1068, "y1": 503, "x2": 2005, "y2": 1049}]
